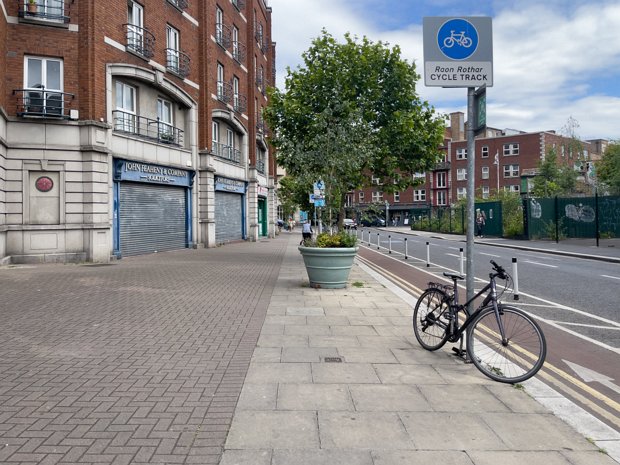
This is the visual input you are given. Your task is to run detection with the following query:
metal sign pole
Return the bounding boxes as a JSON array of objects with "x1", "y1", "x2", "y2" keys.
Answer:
[{"x1": 466, "y1": 87, "x2": 476, "y2": 314}]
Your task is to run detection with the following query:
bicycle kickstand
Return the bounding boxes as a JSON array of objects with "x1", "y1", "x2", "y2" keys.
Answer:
[{"x1": 451, "y1": 335, "x2": 470, "y2": 362}]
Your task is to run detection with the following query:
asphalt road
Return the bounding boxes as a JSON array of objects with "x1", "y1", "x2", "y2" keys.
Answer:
[{"x1": 356, "y1": 228, "x2": 620, "y2": 350}]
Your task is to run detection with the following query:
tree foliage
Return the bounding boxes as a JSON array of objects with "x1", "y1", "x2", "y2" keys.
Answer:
[
  {"x1": 265, "y1": 30, "x2": 445, "y2": 225},
  {"x1": 596, "y1": 142, "x2": 620, "y2": 195},
  {"x1": 531, "y1": 147, "x2": 578, "y2": 197}
]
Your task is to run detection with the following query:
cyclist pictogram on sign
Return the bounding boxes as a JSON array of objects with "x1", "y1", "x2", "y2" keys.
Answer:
[{"x1": 437, "y1": 18, "x2": 479, "y2": 60}]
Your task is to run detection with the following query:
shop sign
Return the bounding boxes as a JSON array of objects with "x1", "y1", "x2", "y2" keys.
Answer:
[
  {"x1": 114, "y1": 160, "x2": 193, "y2": 187},
  {"x1": 215, "y1": 176, "x2": 246, "y2": 194},
  {"x1": 257, "y1": 186, "x2": 268, "y2": 197}
]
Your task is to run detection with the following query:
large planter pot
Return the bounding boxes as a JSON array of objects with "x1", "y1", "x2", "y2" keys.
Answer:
[{"x1": 298, "y1": 246, "x2": 359, "y2": 289}]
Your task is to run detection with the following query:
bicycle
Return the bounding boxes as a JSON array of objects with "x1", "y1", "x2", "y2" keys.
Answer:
[
  {"x1": 413, "y1": 260, "x2": 546, "y2": 384},
  {"x1": 443, "y1": 30, "x2": 473, "y2": 48}
]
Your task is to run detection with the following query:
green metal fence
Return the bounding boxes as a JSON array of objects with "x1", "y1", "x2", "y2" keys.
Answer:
[
  {"x1": 410, "y1": 201, "x2": 503, "y2": 237},
  {"x1": 524, "y1": 194, "x2": 620, "y2": 241}
]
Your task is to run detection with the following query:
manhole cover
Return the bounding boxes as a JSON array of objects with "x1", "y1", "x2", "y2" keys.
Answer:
[{"x1": 324, "y1": 357, "x2": 343, "y2": 363}]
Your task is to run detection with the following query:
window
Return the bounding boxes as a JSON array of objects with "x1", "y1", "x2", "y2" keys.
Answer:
[
  {"x1": 503, "y1": 143, "x2": 519, "y2": 156},
  {"x1": 414, "y1": 189, "x2": 426, "y2": 202},
  {"x1": 212, "y1": 121, "x2": 220, "y2": 153},
  {"x1": 481, "y1": 146, "x2": 489, "y2": 158},
  {"x1": 394, "y1": 192, "x2": 400, "y2": 203},
  {"x1": 504, "y1": 185, "x2": 520, "y2": 193},
  {"x1": 256, "y1": 22, "x2": 264, "y2": 47},
  {"x1": 25, "y1": 0, "x2": 65, "y2": 21},
  {"x1": 436, "y1": 190, "x2": 447, "y2": 206},
  {"x1": 24, "y1": 56, "x2": 63, "y2": 116},
  {"x1": 372, "y1": 175, "x2": 382, "y2": 185},
  {"x1": 232, "y1": 26, "x2": 240, "y2": 61},
  {"x1": 217, "y1": 63, "x2": 225, "y2": 100},
  {"x1": 166, "y1": 25, "x2": 180, "y2": 74},
  {"x1": 503, "y1": 164, "x2": 520, "y2": 178},
  {"x1": 215, "y1": 7, "x2": 224, "y2": 45},
  {"x1": 372, "y1": 191, "x2": 383, "y2": 203},
  {"x1": 481, "y1": 166, "x2": 489, "y2": 179},
  {"x1": 413, "y1": 172, "x2": 425, "y2": 180},
  {"x1": 456, "y1": 168, "x2": 467, "y2": 181},
  {"x1": 482, "y1": 186, "x2": 490, "y2": 199},
  {"x1": 436, "y1": 172, "x2": 446, "y2": 188},
  {"x1": 457, "y1": 187, "x2": 467, "y2": 199},
  {"x1": 359, "y1": 192, "x2": 365, "y2": 202},
  {"x1": 456, "y1": 148, "x2": 467, "y2": 160},
  {"x1": 115, "y1": 81, "x2": 136, "y2": 132},
  {"x1": 233, "y1": 76, "x2": 240, "y2": 111},
  {"x1": 226, "y1": 128, "x2": 234, "y2": 158},
  {"x1": 157, "y1": 98, "x2": 173, "y2": 140},
  {"x1": 127, "y1": 1, "x2": 144, "y2": 52}
]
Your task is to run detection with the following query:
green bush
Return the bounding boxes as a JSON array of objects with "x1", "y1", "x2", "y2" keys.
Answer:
[{"x1": 311, "y1": 231, "x2": 357, "y2": 248}]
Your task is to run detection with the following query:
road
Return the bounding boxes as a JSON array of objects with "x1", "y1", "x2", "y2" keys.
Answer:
[{"x1": 354, "y1": 227, "x2": 620, "y2": 436}]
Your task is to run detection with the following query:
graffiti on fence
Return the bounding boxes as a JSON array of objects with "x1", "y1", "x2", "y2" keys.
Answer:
[
  {"x1": 564, "y1": 203, "x2": 595, "y2": 223},
  {"x1": 600, "y1": 197, "x2": 620, "y2": 233},
  {"x1": 530, "y1": 199, "x2": 542, "y2": 219}
]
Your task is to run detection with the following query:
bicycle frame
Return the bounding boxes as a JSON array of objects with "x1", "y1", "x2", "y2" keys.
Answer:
[{"x1": 446, "y1": 274, "x2": 507, "y2": 344}]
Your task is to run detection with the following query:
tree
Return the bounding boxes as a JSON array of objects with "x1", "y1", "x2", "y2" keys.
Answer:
[
  {"x1": 596, "y1": 142, "x2": 620, "y2": 195},
  {"x1": 531, "y1": 147, "x2": 578, "y2": 197},
  {"x1": 265, "y1": 30, "x2": 445, "y2": 228}
]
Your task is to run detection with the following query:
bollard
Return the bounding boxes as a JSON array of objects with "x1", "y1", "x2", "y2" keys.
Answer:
[
  {"x1": 388, "y1": 235, "x2": 392, "y2": 254},
  {"x1": 377, "y1": 232, "x2": 380, "y2": 250},
  {"x1": 459, "y1": 248, "x2": 464, "y2": 275},
  {"x1": 426, "y1": 241, "x2": 430, "y2": 267},
  {"x1": 512, "y1": 257, "x2": 520, "y2": 300},
  {"x1": 404, "y1": 237, "x2": 408, "y2": 259}
]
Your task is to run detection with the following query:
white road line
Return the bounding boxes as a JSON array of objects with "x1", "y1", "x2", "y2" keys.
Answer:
[
  {"x1": 557, "y1": 321, "x2": 620, "y2": 330},
  {"x1": 523, "y1": 260, "x2": 558, "y2": 268},
  {"x1": 445, "y1": 253, "x2": 464, "y2": 259},
  {"x1": 480, "y1": 252, "x2": 501, "y2": 258},
  {"x1": 602, "y1": 274, "x2": 620, "y2": 281}
]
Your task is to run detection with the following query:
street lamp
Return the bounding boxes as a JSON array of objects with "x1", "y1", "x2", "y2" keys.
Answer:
[{"x1": 385, "y1": 200, "x2": 390, "y2": 227}]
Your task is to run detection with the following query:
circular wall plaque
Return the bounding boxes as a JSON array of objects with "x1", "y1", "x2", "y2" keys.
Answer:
[{"x1": 35, "y1": 176, "x2": 54, "y2": 193}]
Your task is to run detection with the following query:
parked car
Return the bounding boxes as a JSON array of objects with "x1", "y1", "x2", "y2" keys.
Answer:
[
  {"x1": 359, "y1": 217, "x2": 386, "y2": 227},
  {"x1": 343, "y1": 218, "x2": 357, "y2": 230}
]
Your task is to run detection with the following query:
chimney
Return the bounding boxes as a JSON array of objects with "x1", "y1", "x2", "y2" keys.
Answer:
[{"x1": 450, "y1": 112, "x2": 465, "y2": 141}]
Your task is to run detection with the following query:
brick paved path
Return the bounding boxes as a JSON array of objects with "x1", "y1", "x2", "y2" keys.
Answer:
[{"x1": 0, "y1": 237, "x2": 287, "y2": 464}]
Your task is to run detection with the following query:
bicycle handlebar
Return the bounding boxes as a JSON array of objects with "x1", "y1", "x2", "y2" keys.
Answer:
[{"x1": 490, "y1": 260, "x2": 508, "y2": 280}]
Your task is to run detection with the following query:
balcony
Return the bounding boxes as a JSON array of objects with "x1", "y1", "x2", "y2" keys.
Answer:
[
  {"x1": 217, "y1": 81, "x2": 232, "y2": 104},
  {"x1": 433, "y1": 161, "x2": 451, "y2": 171},
  {"x1": 167, "y1": 0, "x2": 188, "y2": 11},
  {"x1": 256, "y1": 120, "x2": 267, "y2": 136},
  {"x1": 18, "y1": 0, "x2": 69, "y2": 23},
  {"x1": 256, "y1": 159, "x2": 266, "y2": 174},
  {"x1": 166, "y1": 49, "x2": 191, "y2": 79},
  {"x1": 125, "y1": 24, "x2": 155, "y2": 59},
  {"x1": 231, "y1": 0, "x2": 245, "y2": 11},
  {"x1": 233, "y1": 94, "x2": 247, "y2": 114},
  {"x1": 215, "y1": 23, "x2": 232, "y2": 49},
  {"x1": 14, "y1": 88, "x2": 74, "y2": 118},
  {"x1": 232, "y1": 40, "x2": 246, "y2": 64},
  {"x1": 212, "y1": 141, "x2": 241, "y2": 163},
  {"x1": 112, "y1": 110, "x2": 184, "y2": 146}
]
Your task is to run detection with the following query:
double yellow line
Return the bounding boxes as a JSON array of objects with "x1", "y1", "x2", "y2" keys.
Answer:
[{"x1": 357, "y1": 253, "x2": 620, "y2": 429}]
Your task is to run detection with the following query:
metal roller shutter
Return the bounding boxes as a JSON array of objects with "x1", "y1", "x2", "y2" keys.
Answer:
[
  {"x1": 215, "y1": 192, "x2": 243, "y2": 244},
  {"x1": 119, "y1": 182, "x2": 187, "y2": 256}
]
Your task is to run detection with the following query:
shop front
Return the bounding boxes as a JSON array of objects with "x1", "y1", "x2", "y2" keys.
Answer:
[
  {"x1": 257, "y1": 185, "x2": 268, "y2": 237},
  {"x1": 214, "y1": 176, "x2": 247, "y2": 244},
  {"x1": 113, "y1": 159, "x2": 194, "y2": 257}
]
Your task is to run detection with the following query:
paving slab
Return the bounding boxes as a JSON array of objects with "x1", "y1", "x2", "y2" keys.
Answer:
[
  {"x1": 272, "y1": 449, "x2": 373, "y2": 465},
  {"x1": 349, "y1": 384, "x2": 431, "y2": 412},
  {"x1": 372, "y1": 450, "x2": 475, "y2": 465},
  {"x1": 277, "y1": 383, "x2": 353, "y2": 411}
]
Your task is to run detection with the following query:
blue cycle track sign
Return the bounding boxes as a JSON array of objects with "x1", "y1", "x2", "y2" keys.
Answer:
[
  {"x1": 438, "y1": 18, "x2": 478, "y2": 60},
  {"x1": 423, "y1": 16, "x2": 493, "y2": 88}
]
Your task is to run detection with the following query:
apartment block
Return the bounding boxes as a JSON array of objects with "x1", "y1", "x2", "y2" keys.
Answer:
[{"x1": 0, "y1": 0, "x2": 275, "y2": 264}]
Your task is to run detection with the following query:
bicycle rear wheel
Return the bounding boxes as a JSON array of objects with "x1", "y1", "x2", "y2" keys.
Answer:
[
  {"x1": 467, "y1": 305, "x2": 546, "y2": 384},
  {"x1": 413, "y1": 288, "x2": 451, "y2": 351}
]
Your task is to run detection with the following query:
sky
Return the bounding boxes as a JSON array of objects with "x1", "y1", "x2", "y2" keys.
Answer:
[{"x1": 268, "y1": 0, "x2": 620, "y2": 141}]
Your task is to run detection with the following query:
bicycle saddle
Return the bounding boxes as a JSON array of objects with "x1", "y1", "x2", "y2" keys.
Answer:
[{"x1": 443, "y1": 272, "x2": 465, "y2": 280}]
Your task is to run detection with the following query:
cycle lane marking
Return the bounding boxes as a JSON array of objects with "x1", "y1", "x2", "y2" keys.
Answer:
[
  {"x1": 523, "y1": 260, "x2": 558, "y2": 268},
  {"x1": 602, "y1": 274, "x2": 620, "y2": 281}
]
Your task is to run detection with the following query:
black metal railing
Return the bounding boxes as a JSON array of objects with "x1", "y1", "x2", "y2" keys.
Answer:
[
  {"x1": 232, "y1": 40, "x2": 246, "y2": 64},
  {"x1": 433, "y1": 161, "x2": 451, "y2": 171},
  {"x1": 14, "y1": 88, "x2": 74, "y2": 118},
  {"x1": 256, "y1": 119, "x2": 267, "y2": 136},
  {"x1": 165, "y1": 49, "x2": 191, "y2": 78},
  {"x1": 255, "y1": 74, "x2": 264, "y2": 89},
  {"x1": 167, "y1": 0, "x2": 188, "y2": 11},
  {"x1": 231, "y1": 0, "x2": 244, "y2": 11},
  {"x1": 212, "y1": 141, "x2": 241, "y2": 163},
  {"x1": 233, "y1": 94, "x2": 247, "y2": 114},
  {"x1": 217, "y1": 81, "x2": 232, "y2": 104},
  {"x1": 18, "y1": 0, "x2": 69, "y2": 23},
  {"x1": 215, "y1": 22, "x2": 232, "y2": 49},
  {"x1": 125, "y1": 24, "x2": 155, "y2": 59},
  {"x1": 112, "y1": 110, "x2": 184, "y2": 146},
  {"x1": 256, "y1": 159, "x2": 266, "y2": 174}
]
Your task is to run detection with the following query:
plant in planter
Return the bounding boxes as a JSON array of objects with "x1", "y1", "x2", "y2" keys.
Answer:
[
  {"x1": 27, "y1": 0, "x2": 38, "y2": 14},
  {"x1": 299, "y1": 232, "x2": 359, "y2": 288},
  {"x1": 264, "y1": 30, "x2": 444, "y2": 287}
]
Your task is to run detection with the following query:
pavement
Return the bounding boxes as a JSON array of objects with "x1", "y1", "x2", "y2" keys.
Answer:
[{"x1": 1, "y1": 231, "x2": 618, "y2": 465}]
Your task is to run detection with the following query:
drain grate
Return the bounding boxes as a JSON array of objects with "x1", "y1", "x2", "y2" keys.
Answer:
[{"x1": 323, "y1": 357, "x2": 343, "y2": 363}]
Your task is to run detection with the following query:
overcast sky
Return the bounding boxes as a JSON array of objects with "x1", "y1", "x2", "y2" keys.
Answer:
[{"x1": 268, "y1": 0, "x2": 620, "y2": 141}]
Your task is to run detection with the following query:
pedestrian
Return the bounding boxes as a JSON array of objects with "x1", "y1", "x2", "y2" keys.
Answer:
[
  {"x1": 301, "y1": 221, "x2": 313, "y2": 245},
  {"x1": 288, "y1": 218, "x2": 295, "y2": 232},
  {"x1": 476, "y1": 210, "x2": 486, "y2": 237}
]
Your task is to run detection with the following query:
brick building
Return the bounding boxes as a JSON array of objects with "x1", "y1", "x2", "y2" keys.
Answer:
[
  {"x1": 0, "y1": 0, "x2": 276, "y2": 264},
  {"x1": 350, "y1": 112, "x2": 605, "y2": 225}
]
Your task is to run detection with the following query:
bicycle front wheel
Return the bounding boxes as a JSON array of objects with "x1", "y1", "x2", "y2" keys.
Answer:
[
  {"x1": 467, "y1": 305, "x2": 546, "y2": 384},
  {"x1": 413, "y1": 288, "x2": 451, "y2": 351}
]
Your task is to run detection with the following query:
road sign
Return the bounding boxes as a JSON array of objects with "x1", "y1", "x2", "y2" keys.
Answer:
[
  {"x1": 314, "y1": 199, "x2": 325, "y2": 207},
  {"x1": 473, "y1": 85, "x2": 487, "y2": 135},
  {"x1": 313, "y1": 180, "x2": 325, "y2": 191},
  {"x1": 423, "y1": 17, "x2": 493, "y2": 88}
]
